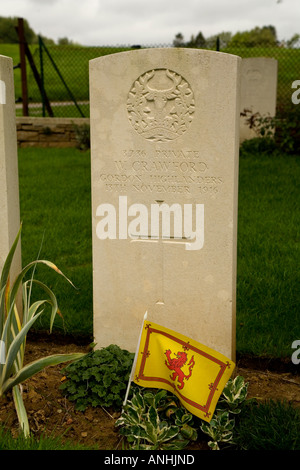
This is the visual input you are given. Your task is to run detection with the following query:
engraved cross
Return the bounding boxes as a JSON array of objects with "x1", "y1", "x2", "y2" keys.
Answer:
[{"x1": 129, "y1": 200, "x2": 188, "y2": 305}]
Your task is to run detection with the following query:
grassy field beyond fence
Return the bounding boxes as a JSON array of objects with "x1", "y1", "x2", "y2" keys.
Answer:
[
  {"x1": 0, "y1": 43, "x2": 299, "y2": 118},
  {"x1": 17, "y1": 146, "x2": 300, "y2": 359}
]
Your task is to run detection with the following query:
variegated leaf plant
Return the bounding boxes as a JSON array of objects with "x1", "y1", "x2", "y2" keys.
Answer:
[{"x1": 0, "y1": 226, "x2": 85, "y2": 436}]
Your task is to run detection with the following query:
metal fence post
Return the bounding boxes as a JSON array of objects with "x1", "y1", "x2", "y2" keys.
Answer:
[
  {"x1": 16, "y1": 18, "x2": 29, "y2": 116},
  {"x1": 40, "y1": 37, "x2": 85, "y2": 117},
  {"x1": 39, "y1": 36, "x2": 45, "y2": 117}
]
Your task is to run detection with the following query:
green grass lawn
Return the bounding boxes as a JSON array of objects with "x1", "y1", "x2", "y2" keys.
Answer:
[
  {"x1": 237, "y1": 148, "x2": 299, "y2": 357},
  {"x1": 0, "y1": 43, "x2": 130, "y2": 117},
  {"x1": 17, "y1": 146, "x2": 300, "y2": 358},
  {"x1": 18, "y1": 147, "x2": 93, "y2": 337}
]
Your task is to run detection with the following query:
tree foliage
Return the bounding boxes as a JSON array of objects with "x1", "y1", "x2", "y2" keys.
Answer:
[
  {"x1": 0, "y1": 17, "x2": 37, "y2": 44},
  {"x1": 205, "y1": 32, "x2": 232, "y2": 49},
  {"x1": 0, "y1": 16, "x2": 65, "y2": 45},
  {"x1": 173, "y1": 30, "x2": 232, "y2": 50},
  {"x1": 286, "y1": 33, "x2": 300, "y2": 48},
  {"x1": 229, "y1": 25, "x2": 278, "y2": 47},
  {"x1": 172, "y1": 25, "x2": 300, "y2": 49},
  {"x1": 187, "y1": 31, "x2": 206, "y2": 48},
  {"x1": 173, "y1": 32, "x2": 185, "y2": 47}
]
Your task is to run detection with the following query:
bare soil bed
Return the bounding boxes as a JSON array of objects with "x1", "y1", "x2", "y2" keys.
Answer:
[{"x1": 0, "y1": 332, "x2": 299, "y2": 450}]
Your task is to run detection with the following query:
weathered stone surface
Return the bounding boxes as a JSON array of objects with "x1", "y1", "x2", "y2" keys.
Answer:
[
  {"x1": 16, "y1": 117, "x2": 89, "y2": 148},
  {"x1": 0, "y1": 55, "x2": 21, "y2": 284},
  {"x1": 240, "y1": 57, "x2": 277, "y2": 142},
  {"x1": 90, "y1": 48, "x2": 241, "y2": 359}
]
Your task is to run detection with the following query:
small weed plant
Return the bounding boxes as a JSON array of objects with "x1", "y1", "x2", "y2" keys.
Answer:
[
  {"x1": 241, "y1": 106, "x2": 300, "y2": 154},
  {"x1": 60, "y1": 344, "x2": 134, "y2": 410},
  {"x1": 73, "y1": 123, "x2": 90, "y2": 151}
]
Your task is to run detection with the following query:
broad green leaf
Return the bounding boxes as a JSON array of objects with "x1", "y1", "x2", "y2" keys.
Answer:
[
  {"x1": 144, "y1": 420, "x2": 156, "y2": 444},
  {"x1": 180, "y1": 423, "x2": 197, "y2": 440},
  {"x1": 154, "y1": 389, "x2": 167, "y2": 407},
  {"x1": 158, "y1": 425, "x2": 178, "y2": 443},
  {"x1": 132, "y1": 392, "x2": 144, "y2": 409},
  {"x1": 148, "y1": 405, "x2": 159, "y2": 428}
]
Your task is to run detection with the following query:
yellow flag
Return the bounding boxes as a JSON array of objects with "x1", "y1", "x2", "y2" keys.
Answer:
[{"x1": 132, "y1": 319, "x2": 235, "y2": 422}]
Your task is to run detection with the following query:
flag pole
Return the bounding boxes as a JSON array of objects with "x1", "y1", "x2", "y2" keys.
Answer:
[{"x1": 123, "y1": 311, "x2": 148, "y2": 407}]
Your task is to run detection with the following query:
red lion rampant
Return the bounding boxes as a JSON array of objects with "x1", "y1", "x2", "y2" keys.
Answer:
[{"x1": 164, "y1": 349, "x2": 195, "y2": 390}]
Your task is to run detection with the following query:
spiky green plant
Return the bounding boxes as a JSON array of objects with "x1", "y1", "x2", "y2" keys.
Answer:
[{"x1": 0, "y1": 226, "x2": 85, "y2": 437}]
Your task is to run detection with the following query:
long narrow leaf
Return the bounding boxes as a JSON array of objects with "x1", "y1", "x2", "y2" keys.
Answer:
[
  {"x1": 12, "y1": 384, "x2": 30, "y2": 437},
  {"x1": 8, "y1": 260, "x2": 75, "y2": 313},
  {"x1": 0, "y1": 225, "x2": 22, "y2": 291},
  {"x1": 22, "y1": 281, "x2": 29, "y2": 326},
  {"x1": 27, "y1": 231, "x2": 45, "y2": 312},
  {"x1": 2, "y1": 310, "x2": 43, "y2": 384},
  {"x1": 7, "y1": 304, "x2": 24, "y2": 374},
  {"x1": 26, "y1": 299, "x2": 51, "y2": 323},
  {"x1": 25, "y1": 279, "x2": 59, "y2": 332},
  {"x1": 2, "y1": 352, "x2": 85, "y2": 394},
  {"x1": 11, "y1": 301, "x2": 48, "y2": 373},
  {"x1": 2, "y1": 302, "x2": 21, "y2": 365},
  {"x1": 4, "y1": 274, "x2": 10, "y2": 319},
  {"x1": 1, "y1": 297, "x2": 20, "y2": 358},
  {"x1": 0, "y1": 285, "x2": 6, "y2": 338}
]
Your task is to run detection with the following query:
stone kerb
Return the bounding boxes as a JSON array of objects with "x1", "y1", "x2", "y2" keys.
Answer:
[{"x1": 16, "y1": 116, "x2": 90, "y2": 148}]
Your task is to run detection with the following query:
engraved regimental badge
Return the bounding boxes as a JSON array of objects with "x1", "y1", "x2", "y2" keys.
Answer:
[{"x1": 127, "y1": 68, "x2": 195, "y2": 142}]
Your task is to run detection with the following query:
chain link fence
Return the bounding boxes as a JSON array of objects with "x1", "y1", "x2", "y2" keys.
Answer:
[{"x1": 22, "y1": 42, "x2": 299, "y2": 118}]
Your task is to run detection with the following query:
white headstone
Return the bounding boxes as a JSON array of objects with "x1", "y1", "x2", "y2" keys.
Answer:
[
  {"x1": 240, "y1": 57, "x2": 278, "y2": 142},
  {"x1": 0, "y1": 55, "x2": 21, "y2": 284},
  {"x1": 90, "y1": 48, "x2": 241, "y2": 360}
]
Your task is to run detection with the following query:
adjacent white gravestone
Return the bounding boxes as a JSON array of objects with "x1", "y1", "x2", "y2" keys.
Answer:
[
  {"x1": 90, "y1": 48, "x2": 241, "y2": 360},
  {"x1": 0, "y1": 55, "x2": 21, "y2": 283},
  {"x1": 240, "y1": 57, "x2": 278, "y2": 142}
]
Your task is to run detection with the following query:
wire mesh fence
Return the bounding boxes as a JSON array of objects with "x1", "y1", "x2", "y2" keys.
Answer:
[{"x1": 20, "y1": 42, "x2": 300, "y2": 118}]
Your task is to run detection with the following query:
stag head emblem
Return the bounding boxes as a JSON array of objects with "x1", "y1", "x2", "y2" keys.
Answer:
[
  {"x1": 127, "y1": 68, "x2": 195, "y2": 142},
  {"x1": 143, "y1": 69, "x2": 180, "y2": 114}
]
